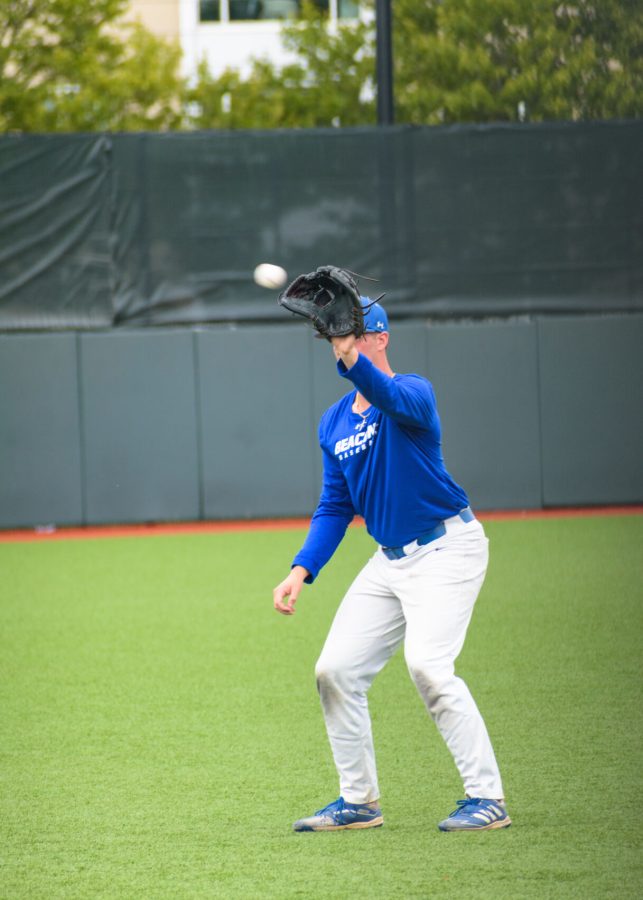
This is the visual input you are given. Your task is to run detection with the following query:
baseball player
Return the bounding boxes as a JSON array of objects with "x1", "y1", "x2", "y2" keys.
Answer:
[{"x1": 273, "y1": 272, "x2": 510, "y2": 833}]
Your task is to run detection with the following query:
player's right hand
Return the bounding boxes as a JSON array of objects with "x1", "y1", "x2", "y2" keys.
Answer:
[{"x1": 273, "y1": 566, "x2": 309, "y2": 615}]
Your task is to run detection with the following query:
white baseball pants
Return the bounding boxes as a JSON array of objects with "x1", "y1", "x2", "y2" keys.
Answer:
[{"x1": 314, "y1": 516, "x2": 504, "y2": 803}]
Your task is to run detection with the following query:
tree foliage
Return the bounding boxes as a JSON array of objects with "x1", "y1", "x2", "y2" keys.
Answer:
[
  {"x1": 189, "y1": 0, "x2": 642, "y2": 128},
  {"x1": 185, "y1": 2, "x2": 375, "y2": 129},
  {"x1": 0, "y1": 0, "x2": 640, "y2": 132},
  {"x1": 0, "y1": 0, "x2": 184, "y2": 132},
  {"x1": 393, "y1": 0, "x2": 643, "y2": 123}
]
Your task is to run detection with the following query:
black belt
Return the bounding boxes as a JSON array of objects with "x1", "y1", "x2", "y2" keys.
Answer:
[{"x1": 382, "y1": 507, "x2": 476, "y2": 560}]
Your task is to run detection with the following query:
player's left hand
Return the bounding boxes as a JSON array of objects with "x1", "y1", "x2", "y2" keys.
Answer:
[{"x1": 331, "y1": 334, "x2": 358, "y2": 367}]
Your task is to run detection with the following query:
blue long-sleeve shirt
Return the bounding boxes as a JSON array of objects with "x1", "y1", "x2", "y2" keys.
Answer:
[{"x1": 292, "y1": 353, "x2": 469, "y2": 582}]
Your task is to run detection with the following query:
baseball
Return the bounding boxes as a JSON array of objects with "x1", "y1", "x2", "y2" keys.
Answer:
[{"x1": 253, "y1": 263, "x2": 288, "y2": 290}]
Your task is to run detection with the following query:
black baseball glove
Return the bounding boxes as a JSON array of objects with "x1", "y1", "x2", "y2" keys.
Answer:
[{"x1": 278, "y1": 265, "x2": 365, "y2": 340}]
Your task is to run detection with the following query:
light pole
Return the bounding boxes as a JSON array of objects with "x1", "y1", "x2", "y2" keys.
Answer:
[{"x1": 375, "y1": 0, "x2": 394, "y2": 125}]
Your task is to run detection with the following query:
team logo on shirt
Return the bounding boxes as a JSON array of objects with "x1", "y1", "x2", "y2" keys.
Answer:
[{"x1": 334, "y1": 423, "x2": 378, "y2": 460}]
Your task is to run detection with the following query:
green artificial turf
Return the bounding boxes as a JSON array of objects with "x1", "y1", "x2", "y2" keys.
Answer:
[{"x1": 1, "y1": 515, "x2": 642, "y2": 899}]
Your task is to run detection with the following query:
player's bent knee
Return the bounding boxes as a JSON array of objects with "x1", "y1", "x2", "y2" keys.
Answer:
[
  {"x1": 315, "y1": 660, "x2": 342, "y2": 687},
  {"x1": 406, "y1": 658, "x2": 454, "y2": 696},
  {"x1": 315, "y1": 657, "x2": 358, "y2": 695}
]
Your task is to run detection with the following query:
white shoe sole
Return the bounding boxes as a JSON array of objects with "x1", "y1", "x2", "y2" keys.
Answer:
[
  {"x1": 295, "y1": 815, "x2": 384, "y2": 832},
  {"x1": 440, "y1": 816, "x2": 512, "y2": 832}
]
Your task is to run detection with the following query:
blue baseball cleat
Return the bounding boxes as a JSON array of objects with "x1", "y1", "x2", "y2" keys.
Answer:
[
  {"x1": 438, "y1": 797, "x2": 511, "y2": 831},
  {"x1": 293, "y1": 796, "x2": 384, "y2": 832}
]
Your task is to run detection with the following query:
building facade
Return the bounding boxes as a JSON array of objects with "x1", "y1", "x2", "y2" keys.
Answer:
[{"x1": 128, "y1": 0, "x2": 360, "y2": 79}]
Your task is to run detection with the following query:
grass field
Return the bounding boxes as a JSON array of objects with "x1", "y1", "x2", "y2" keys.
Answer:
[{"x1": 1, "y1": 515, "x2": 642, "y2": 899}]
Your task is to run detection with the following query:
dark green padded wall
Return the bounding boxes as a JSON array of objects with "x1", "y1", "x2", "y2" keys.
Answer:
[
  {"x1": 0, "y1": 334, "x2": 82, "y2": 527},
  {"x1": 79, "y1": 330, "x2": 200, "y2": 524},
  {"x1": 0, "y1": 315, "x2": 640, "y2": 529},
  {"x1": 538, "y1": 315, "x2": 643, "y2": 505}
]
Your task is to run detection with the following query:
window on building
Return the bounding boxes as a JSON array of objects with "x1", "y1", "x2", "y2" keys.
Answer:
[
  {"x1": 199, "y1": 1, "x2": 359, "y2": 23},
  {"x1": 200, "y1": 0, "x2": 220, "y2": 20},
  {"x1": 338, "y1": 0, "x2": 359, "y2": 16}
]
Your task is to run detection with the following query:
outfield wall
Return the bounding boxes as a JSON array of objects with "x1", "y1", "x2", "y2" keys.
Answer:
[{"x1": 1, "y1": 313, "x2": 642, "y2": 528}]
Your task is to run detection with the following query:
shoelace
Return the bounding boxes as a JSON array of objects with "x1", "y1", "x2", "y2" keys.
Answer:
[
  {"x1": 451, "y1": 798, "x2": 484, "y2": 817},
  {"x1": 315, "y1": 797, "x2": 345, "y2": 819},
  {"x1": 451, "y1": 798, "x2": 503, "y2": 819}
]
